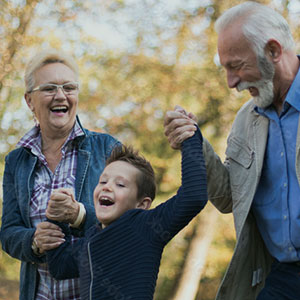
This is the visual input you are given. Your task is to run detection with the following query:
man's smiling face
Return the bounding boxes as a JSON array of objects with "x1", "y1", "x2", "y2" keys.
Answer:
[{"x1": 218, "y1": 22, "x2": 275, "y2": 108}]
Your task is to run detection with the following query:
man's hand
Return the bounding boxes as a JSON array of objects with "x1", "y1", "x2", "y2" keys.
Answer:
[
  {"x1": 46, "y1": 188, "x2": 79, "y2": 224},
  {"x1": 164, "y1": 105, "x2": 198, "y2": 149},
  {"x1": 33, "y1": 221, "x2": 65, "y2": 254}
]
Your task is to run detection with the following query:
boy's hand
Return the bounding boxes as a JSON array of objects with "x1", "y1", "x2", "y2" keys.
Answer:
[
  {"x1": 46, "y1": 188, "x2": 79, "y2": 224},
  {"x1": 164, "y1": 105, "x2": 198, "y2": 149}
]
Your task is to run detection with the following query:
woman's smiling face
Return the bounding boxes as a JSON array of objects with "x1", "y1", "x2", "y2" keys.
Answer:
[{"x1": 25, "y1": 62, "x2": 79, "y2": 138}]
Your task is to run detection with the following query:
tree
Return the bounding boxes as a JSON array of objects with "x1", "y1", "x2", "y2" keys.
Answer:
[{"x1": 1, "y1": 0, "x2": 299, "y2": 299}]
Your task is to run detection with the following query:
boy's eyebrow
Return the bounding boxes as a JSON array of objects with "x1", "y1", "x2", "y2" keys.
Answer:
[
  {"x1": 100, "y1": 173, "x2": 130, "y2": 183},
  {"x1": 115, "y1": 176, "x2": 130, "y2": 183}
]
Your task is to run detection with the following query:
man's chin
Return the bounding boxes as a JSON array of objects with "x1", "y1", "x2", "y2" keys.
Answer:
[{"x1": 252, "y1": 96, "x2": 273, "y2": 109}]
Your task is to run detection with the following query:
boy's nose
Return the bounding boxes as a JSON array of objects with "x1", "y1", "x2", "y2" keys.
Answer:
[{"x1": 102, "y1": 184, "x2": 112, "y2": 191}]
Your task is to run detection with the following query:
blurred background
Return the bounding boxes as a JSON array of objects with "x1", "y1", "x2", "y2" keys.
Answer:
[{"x1": 0, "y1": 0, "x2": 299, "y2": 299}]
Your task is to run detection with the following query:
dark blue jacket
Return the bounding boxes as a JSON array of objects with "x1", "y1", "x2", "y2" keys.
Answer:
[
  {"x1": 47, "y1": 128, "x2": 208, "y2": 300},
  {"x1": 0, "y1": 116, "x2": 119, "y2": 300}
]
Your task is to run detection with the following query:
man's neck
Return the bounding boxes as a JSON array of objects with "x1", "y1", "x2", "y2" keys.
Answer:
[{"x1": 272, "y1": 53, "x2": 300, "y2": 114}]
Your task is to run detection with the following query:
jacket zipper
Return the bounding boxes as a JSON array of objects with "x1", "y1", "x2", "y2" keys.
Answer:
[{"x1": 88, "y1": 242, "x2": 93, "y2": 300}]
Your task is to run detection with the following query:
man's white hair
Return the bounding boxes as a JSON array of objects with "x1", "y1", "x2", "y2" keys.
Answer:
[{"x1": 215, "y1": 1, "x2": 294, "y2": 56}]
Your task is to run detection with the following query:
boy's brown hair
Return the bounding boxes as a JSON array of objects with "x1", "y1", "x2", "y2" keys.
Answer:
[{"x1": 106, "y1": 145, "x2": 156, "y2": 201}]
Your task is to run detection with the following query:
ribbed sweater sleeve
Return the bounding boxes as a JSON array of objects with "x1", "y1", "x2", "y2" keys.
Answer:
[
  {"x1": 138, "y1": 127, "x2": 208, "y2": 244},
  {"x1": 180, "y1": 127, "x2": 207, "y2": 208},
  {"x1": 46, "y1": 222, "x2": 82, "y2": 280}
]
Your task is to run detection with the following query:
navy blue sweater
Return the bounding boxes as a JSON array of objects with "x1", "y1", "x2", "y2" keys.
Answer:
[{"x1": 47, "y1": 128, "x2": 207, "y2": 300}]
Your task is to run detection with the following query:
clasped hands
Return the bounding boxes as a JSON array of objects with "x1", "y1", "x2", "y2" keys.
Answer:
[
  {"x1": 164, "y1": 105, "x2": 198, "y2": 149},
  {"x1": 32, "y1": 188, "x2": 79, "y2": 254},
  {"x1": 32, "y1": 105, "x2": 195, "y2": 254}
]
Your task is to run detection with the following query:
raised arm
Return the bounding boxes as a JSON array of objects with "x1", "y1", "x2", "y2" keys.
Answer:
[
  {"x1": 142, "y1": 126, "x2": 208, "y2": 244},
  {"x1": 164, "y1": 106, "x2": 232, "y2": 213}
]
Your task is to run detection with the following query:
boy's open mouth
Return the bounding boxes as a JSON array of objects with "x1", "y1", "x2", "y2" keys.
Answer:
[{"x1": 99, "y1": 197, "x2": 114, "y2": 206}]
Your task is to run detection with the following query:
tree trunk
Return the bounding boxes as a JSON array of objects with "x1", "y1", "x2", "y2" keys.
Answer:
[{"x1": 172, "y1": 204, "x2": 219, "y2": 300}]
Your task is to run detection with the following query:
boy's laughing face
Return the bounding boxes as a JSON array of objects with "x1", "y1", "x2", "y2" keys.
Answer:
[{"x1": 93, "y1": 160, "x2": 141, "y2": 228}]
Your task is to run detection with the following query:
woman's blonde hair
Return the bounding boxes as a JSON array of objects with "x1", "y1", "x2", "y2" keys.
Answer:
[{"x1": 24, "y1": 48, "x2": 79, "y2": 93}]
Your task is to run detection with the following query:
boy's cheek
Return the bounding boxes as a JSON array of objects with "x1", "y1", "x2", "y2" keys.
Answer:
[{"x1": 93, "y1": 186, "x2": 100, "y2": 202}]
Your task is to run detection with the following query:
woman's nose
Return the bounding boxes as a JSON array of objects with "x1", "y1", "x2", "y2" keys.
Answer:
[{"x1": 54, "y1": 86, "x2": 67, "y2": 99}]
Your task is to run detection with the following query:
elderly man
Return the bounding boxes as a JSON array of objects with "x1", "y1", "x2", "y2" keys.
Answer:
[{"x1": 164, "y1": 2, "x2": 300, "y2": 300}]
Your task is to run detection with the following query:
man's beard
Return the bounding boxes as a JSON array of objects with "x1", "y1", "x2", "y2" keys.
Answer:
[{"x1": 237, "y1": 56, "x2": 275, "y2": 108}]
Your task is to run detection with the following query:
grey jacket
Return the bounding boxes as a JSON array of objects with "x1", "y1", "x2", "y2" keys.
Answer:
[{"x1": 203, "y1": 98, "x2": 300, "y2": 300}]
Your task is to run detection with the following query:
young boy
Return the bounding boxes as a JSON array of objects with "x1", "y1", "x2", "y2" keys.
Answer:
[{"x1": 46, "y1": 127, "x2": 207, "y2": 300}]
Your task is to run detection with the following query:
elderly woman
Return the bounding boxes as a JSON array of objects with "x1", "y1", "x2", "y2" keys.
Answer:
[{"x1": 0, "y1": 49, "x2": 120, "y2": 300}]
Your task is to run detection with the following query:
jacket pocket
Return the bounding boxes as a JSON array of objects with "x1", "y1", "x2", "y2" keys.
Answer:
[{"x1": 226, "y1": 136, "x2": 254, "y2": 189}]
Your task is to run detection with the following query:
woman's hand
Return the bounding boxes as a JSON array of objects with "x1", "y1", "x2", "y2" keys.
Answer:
[
  {"x1": 33, "y1": 221, "x2": 65, "y2": 254},
  {"x1": 46, "y1": 188, "x2": 79, "y2": 224}
]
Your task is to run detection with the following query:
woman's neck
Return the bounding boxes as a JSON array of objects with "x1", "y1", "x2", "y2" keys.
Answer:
[{"x1": 41, "y1": 130, "x2": 71, "y2": 172}]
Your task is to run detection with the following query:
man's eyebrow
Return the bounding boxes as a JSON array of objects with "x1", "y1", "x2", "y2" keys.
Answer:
[{"x1": 224, "y1": 60, "x2": 243, "y2": 69}]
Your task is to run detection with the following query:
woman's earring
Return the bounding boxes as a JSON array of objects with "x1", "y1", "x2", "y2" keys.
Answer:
[{"x1": 32, "y1": 112, "x2": 39, "y2": 127}]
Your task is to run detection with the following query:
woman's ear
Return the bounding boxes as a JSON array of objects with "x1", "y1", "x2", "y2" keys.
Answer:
[
  {"x1": 25, "y1": 93, "x2": 34, "y2": 112},
  {"x1": 136, "y1": 197, "x2": 152, "y2": 210}
]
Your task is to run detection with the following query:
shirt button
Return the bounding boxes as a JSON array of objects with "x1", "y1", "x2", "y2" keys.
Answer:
[
  {"x1": 289, "y1": 247, "x2": 293, "y2": 252},
  {"x1": 281, "y1": 152, "x2": 284, "y2": 157},
  {"x1": 284, "y1": 183, "x2": 287, "y2": 188},
  {"x1": 283, "y1": 215, "x2": 287, "y2": 220}
]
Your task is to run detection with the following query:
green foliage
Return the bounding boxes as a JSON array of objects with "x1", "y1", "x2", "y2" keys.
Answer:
[{"x1": 0, "y1": 0, "x2": 299, "y2": 299}]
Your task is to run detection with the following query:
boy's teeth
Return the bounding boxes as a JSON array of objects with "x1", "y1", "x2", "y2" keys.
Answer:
[{"x1": 100, "y1": 197, "x2": 114, "y2": 206}]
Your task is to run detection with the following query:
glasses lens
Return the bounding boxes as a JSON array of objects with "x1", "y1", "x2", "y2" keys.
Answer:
[
  {"x1": 40, "y1": 84, "x2": 57, "y2": 94},
  {"x1": 63, "y1": 83, "x2": 78, "y2": 94}
]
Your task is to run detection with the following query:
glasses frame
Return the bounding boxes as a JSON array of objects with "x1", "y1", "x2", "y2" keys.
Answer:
[{"x1": 29, "y1": 82, "x2": 79, "y2": 95}]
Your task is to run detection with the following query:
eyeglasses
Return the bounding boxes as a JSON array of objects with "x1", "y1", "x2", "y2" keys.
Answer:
[{"x1": 29, "y1": 82, "x2": 79, "y2": 95}]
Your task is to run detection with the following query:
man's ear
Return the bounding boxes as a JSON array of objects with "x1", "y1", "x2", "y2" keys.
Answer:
[
  {"x1": 136, "y1": 197, "x2": 152, "y2": 210},
  {"x1": 265, "y1": 39, "x2": 282, "y2": 63}
]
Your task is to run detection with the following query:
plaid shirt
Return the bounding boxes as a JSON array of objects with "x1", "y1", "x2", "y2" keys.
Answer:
[{"x1": 17, "y1": 120, "x2": 84, "y2": 300}]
